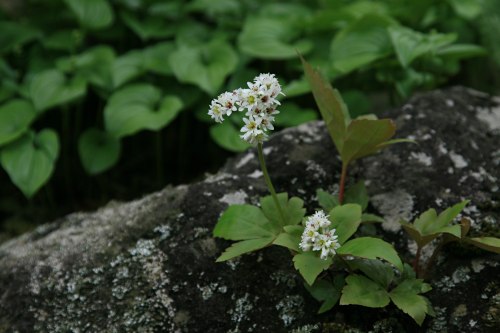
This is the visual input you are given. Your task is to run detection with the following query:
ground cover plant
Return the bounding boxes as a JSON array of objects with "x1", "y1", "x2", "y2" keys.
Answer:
[{"x1": 210, "y1": 58, "x2": 500, "y2": 326}]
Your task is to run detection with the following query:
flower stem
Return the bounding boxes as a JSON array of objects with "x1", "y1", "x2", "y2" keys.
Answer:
[
  {"x1": 257, "y1": 143, "x2": 286, "y2": 224},
  {"x1": 338, "y1": 163, "x2": 348, "y2": 205},
  {"x1": 414, "y1": 244, "x2": 422, "y2": 277}
]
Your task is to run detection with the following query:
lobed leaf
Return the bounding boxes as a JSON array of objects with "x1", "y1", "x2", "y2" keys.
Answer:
[
  {"x1": 273, "y1": 225, "x2": 303, "y2": 252},
  {"x1": 304, "y1": 276, "x2": 345, "y2": 314},
  {"x1": 213, "y1": 205, "x2": 276, "y2": 241},
  {"x1": 293, "y1": 252, "x2": 333, "y2": 286},
  {"x1": 349, "y1": 259, "x2": 394, "y2": 289},
  {"x1": 389, "y1": 279, "x2": 433, "y2": 326},
  {"x1": 340, "y1": 274, "x2": 390, "y2": 308},
  {"x1": 329, "y1": 204, "x2": 362, "y2": 244},
  {"x1": 216, "y1": 237, "x2": 274, "y2": 262},
  {"x1": 260, "y1": 193, "x2": 305, "y2": 227},
  {"x1": 338, "y1": 237, "x2": 403, "y2": 271}
]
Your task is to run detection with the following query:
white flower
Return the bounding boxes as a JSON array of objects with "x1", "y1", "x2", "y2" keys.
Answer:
[
  {"x1": 217, "y1": 91, "x2": 238, "y2": 116},
  {"x1": 208, "y1": 100, "x2": 224, "y2": 123},
  {"x1": 299, "y1": 210, "x2": 340, "y2": 260},
  {"x1": 241, "y1": 116, "x2": 265, "y2": 144}
]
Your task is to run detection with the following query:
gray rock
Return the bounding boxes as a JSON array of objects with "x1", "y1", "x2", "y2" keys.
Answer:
[{"x1": 0, "y1": 87, "x2": 499, "y2": 332}]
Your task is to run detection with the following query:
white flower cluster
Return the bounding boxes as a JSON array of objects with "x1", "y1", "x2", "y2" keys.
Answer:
[
  {"x1": 208, "y1": 73, "x2": 283, "y2": 144},
  {"x1": 299, "y1": 211, "x2": 341, "y2": 260}
]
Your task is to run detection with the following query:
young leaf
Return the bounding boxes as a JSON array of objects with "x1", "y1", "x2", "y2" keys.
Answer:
[
  {"x1": 0, "y1": 129, "x2": 59, "y2": 198},
  {"x1": 341, "y1": 118, "x2": 396, "y2": 166},
  {"x1": 316, "y1": 189, "x2": 339, "y2": 212},
  {"x1": 0, "y1": 99, "x2": 36, "y2": 147},
  {"x1": 300, "y1": 55, "x2": 348, "y2": 153},
  {"x1": 293, "y1": 252, "x2": 333, "y2": 286},
  {"x1": 465, "y1": 237, "x2": 500, "y2": 254},
  {"x1": 213, "y1": 205, "x2": 277, "y2": 241},
  {"x1": 343, "y1": 181, "x2": 369, "y2": 211},
  {"x1": 260, "y1": 193, "x2": 306, "y2": 227},
  {"x1": 78, "y1": 128, "x2": 121, "y2": 175},
  {"x1": 340, "y1": 274, "x2": 390, "y2": 308},
  {"x1": 338, "y1": 237, "x2": 403, "y2": 271},
  {"x1": 389, "y1": 279, "x2": 433, "y2": 326},
  {"x1": 216, "y1": 237, "x2": 274, "y2": 262},
  {"x1": 434, "y1": 200, "x2": 469, "y2": 229},
  {"x1": 329, "y1": 204, "x2": 363, "y2": 244}
]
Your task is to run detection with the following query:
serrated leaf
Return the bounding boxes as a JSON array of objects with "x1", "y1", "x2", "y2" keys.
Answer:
[
  {"x1": 338, "y1": 237, "x2": 403, "y2": 271},
  {"x1": 0, "y1": 99, "x2": 36, "y2": 146},
  {"x1": 344, "y1": 181, "x2": 369, "y2": 211},
  {"x1": 304, "y1": 276, "x2": 344, "y2": 314},
  {"x1": 301, "y1": 56, "x2": 349, "y2": 153},
  {"x1": 26, "y1": 69, "x2": 86, "y2": 113},
  {"x1": 209, "y1": 122, "x2": 251, "y2": 153},
  {"x1": 390, "y1": 279, "x2": 432, "y2": 326},
  {"x1": 273, "y1": 226, "x2": 303, "y2": 252},
  {"x1": 331, "y1": 14, "x2": 395, "y2": 74},
  {"x1": 316, "y1": 189, "x2": 339, "y2": 212},
  {"x1": 216, "y1": 237, "x2": 274, "y2": 262},
  {"x1": 293, "y1": 251, "x2": 333, "y2": 286},
  {"x1": 465, "y1": 237, "x2": 500, "y2": 254},
  {"x1": 213, "y1": 205, "x2": 276, "y2": 241},
  {"x1": 349, "y1": 259, "x2": 394, "y2": 289},
  {"x1": 329, "y1": 204, "x2": 362, "y2": 244},
  {"x1": 0, "y1": 129, "x2": 59, "y2": 198},
  {"x1": 340, "y1": 274, "x2": 390, "y2": 308},
  {"x1": 104, "y1": 84, "x2": 183, "y2": 138},
  {"x1": 78, "y1": 128, "x2": 121, "y2": 175},
  {"x1": 238, "y1": 17, "x2": 312, "y2": 59},
  {"x1": 64, "y1": 0, "x2": 114, "y2": 30},
  {"x1": 169, "y1": 40, "x2": 238, "y2": 95},
  {"x1": 261, "y1": 193, "x2": 306, "y2": 227},
  {"x1": 341, "y1": 118, "x2": 396, "y2": 166}
]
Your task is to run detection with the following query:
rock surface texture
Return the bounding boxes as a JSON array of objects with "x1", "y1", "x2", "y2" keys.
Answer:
[{"x1": 1, "y1": 87, "x2": 499, "y2": 333}]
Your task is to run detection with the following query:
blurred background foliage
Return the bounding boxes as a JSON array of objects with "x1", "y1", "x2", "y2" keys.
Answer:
[{"x1": 1, "y1": 0, "x2": 499, "y2": 239}]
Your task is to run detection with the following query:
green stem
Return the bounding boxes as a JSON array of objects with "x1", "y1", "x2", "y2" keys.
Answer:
[
  {"x1": 257, "y1": 143, "x2": 285, "y2": 224},
  {"x1": 338, "y1": 163, "x2": 348, "y2": 205}
]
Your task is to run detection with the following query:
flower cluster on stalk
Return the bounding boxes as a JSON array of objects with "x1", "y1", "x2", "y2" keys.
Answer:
[
  {"x1": 299, "y1": 211, "x2": 341, "y2": 260},
  {"x1": 208, "y1": 73, "x2": 283, "y2": 144}
]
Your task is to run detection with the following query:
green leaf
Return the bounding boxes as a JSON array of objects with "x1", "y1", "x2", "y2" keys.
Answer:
[
  {"x1": 316, "y1": 189, "x2": 339, "y2": 212},
  {"x1": 0, "y1": 129, "x2": 59, "y2": 198},
  {"x1": 43, "y1": 30, "x2": 83, "y2": 52},
  {"x1": 169, "y1": 40, "x2": 238, "y2": 95},
  {"x1": 57, "y1": 46, "x2": 115, "y2": 90},
  {"x1": 142, "y1": 42, "x2": 176, "y2": 76},
  {"x1": 340, "y1": 274, "x2": 390, "y2": 308},
  {"x1": 120, "y1": 10, "x2": 175, "y2": 41},
  {"x1": 435, "y1": 200, "x2": 469, "y2": 229},
  {"x1": 216, "y1": 237, "x2": 274, "y2": 262},
  {"x1": 361, "y1": 213, "x2": 385, "y2": 223},
  {"x1": 112, "y1": 50, "x2": 144, "y2": 88},
  {"x1": 260, "y1": 193, "x2": 306, "y2": 227},
  {"x1": 390, "y1": 279, "x2": 433, "y2": 325},
  {"x1": 26, "y1": 69, "x2": 86, "y2": 113},
  {"x1": 465, "y1": 237, "x2": 500, "y2": 254},
  {"x1": 273, "y1": 226, "x2": 303, "y2": 252},
  {"x1": 331, "y1": 14, "x2": 395, "y2": 74},
  {"x1": 64, "y1": 0, "x2": 114, "y2": 30},
  {"x1": 274, "y1": 103, "x2": 318, "y2": 127},
  {"x1": 341, "y1": 118, "x2": 396, "y2": 166},
  {"x1": 209, "y1": 122, "x2": 251, "y2": 153},
  {"x1": 435, "y1": 44, "x2": 487, "y2": 59},
  {"x1": 344, "y1": 181, "x2": 369, "y2": 211},
  {"x1": 329, "y1": 204, "x2": 362, "y2": 244},
  {"x1": 104, "y1": 84, "x2": 183, "y2": 138},
  {"x1": 305, "y1": 276, "x2": 345, "y2": 314},
  {"x1": 448, "y1": 0, "x2": 483, "y2": 20},
  {"x1": 78, "y1": 128, "x2": 121, "y2": 175},
  {"x1": 300, "y1": 56, "x2": 349, "y2": 153},
  {"x1": 213, "y1": 205, "x2": 276, "y2": 241},
  {"x1": 238, "y1": 17, "x2": 312, "y2": 59},
  {"x1": 0, "y1": 99, "x2": 37, "y2": 146},
  {"x1": 338, "y1": 237, "x2": 403, "y2": 271},
  {"x1": 293, "y1": 251, "x2": 332, "y2": 286},
  {"x1": 0, "y1": 21, "x2": 40, "y2": 54},
  {"x1": 349, "y1": 259, "x2": 394, "y2": 289},
  {"x1": 413, "y1": 208, "x2": 438, "y2": 235}
]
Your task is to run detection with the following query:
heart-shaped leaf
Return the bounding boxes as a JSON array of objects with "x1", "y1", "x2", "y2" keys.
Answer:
[
  {"x1": 104, "y1": 84, "x2": 183, "y2": 138},
  {"x1": 169, "y1": 40, "x2": 238, "y2": 95},
  {"x1": 209, "y1": 122, "x2": 251, "y2": 153},
  {"x1": 340, "y1": 274, "x2": 390, "y2": 308},
  {"x1": 64, "y1": 0, "x2": 114, "y2": 30},
  {"x1": 0, "y1": 99, "x2": 36, "y2": 146},
  {"x1": 25, "y1": 69, "x2": 86, "y2": 113},
  {"x1": 238, "y1": 16, "x2": 312, "y2": 59},
  {"x1": 112, "y1": 50, "x2": 144, "y2": 88},
  {"x1": 78, "y1": 128, "x2": 121, "y2": 175},
  {"x1": 0, "y1": 129, "x2": 59, "y2": 198},
  {"x1": 121, "y1": 10, "x2": 176, "y2": 41},
  {"x1": 0, "y1": 21, "x2": 40, "y2": 54}
]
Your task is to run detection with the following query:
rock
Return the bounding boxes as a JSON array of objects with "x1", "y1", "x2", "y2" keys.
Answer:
[{"x1": 0, "y1": 87, "x2": 499, "y2": 333}]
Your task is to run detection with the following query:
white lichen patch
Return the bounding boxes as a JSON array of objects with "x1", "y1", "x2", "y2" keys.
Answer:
[
  {"x1": 371, "y1": 190, "x2": 414, "y2": 232},
  {"x1": 276, "y1": 295, "x2": 304, "y2": 327},
  {"x1": 452, "y1": 266, "x2": 471, "y2": 284},
  {"x1": 305, "y1": 160, "x2": 327, "y2": 179},
  {"x1": 236, "y1": 152, "x2": 255, "y2": 169},
  {"x1": 407, "y1": 239, "x2": 436, "y2": 262},
  {"x1": 154, "y1": 224, "x2": 171, "y2": 241},
  {"x1": 449, "y1": 151, "x2": 468, "y2": 169},
  {"x1": 228, "y1": 293, "x2": 255, "y2": 332},
  {"x1": 220, "y1": 190, "x2": 248, "y2": 205},
  {"x1": 476, "y1": 105, "x2": 500, "y2": 131},
  {"x1": 197, "y1": 282, "x2": 219, "y2": 301},
  {"x1": 438, "y1": 142, "x2": 448, "y2": 155},
  {"x1": 263, "y1": 147, "x2": 274, "y2": 155},
  {"x1": 247, "y1": 170, "x2": 263, "y2": 179},
  {"x1": 410, "y1": 152, "x2": 433, "y2": 167},
  {"x1": 446, "y1": 99, "x2": 455, "y2": 107},
  {"x1": 292, "y1": 121, "x2": 323, "y2": 144}
]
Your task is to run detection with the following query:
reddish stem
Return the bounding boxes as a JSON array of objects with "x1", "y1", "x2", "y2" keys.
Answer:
[
  {"x1": 338, "y1": 165, "x2": 347, "y2": 205},
  {"x1": 414, "y1": 245, "x2": 422, "y2": 277}
]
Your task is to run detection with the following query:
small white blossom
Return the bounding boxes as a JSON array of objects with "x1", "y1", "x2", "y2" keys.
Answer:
[
  {"x1": 208, "y1": 100, "x2": 224, "y2": 123},
  {"x1": 217, "y1": 91, "x2": 238, "y2": 116},
  {"x1": 300, "y1": 210, "x2": 340, "y2": 260}
]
